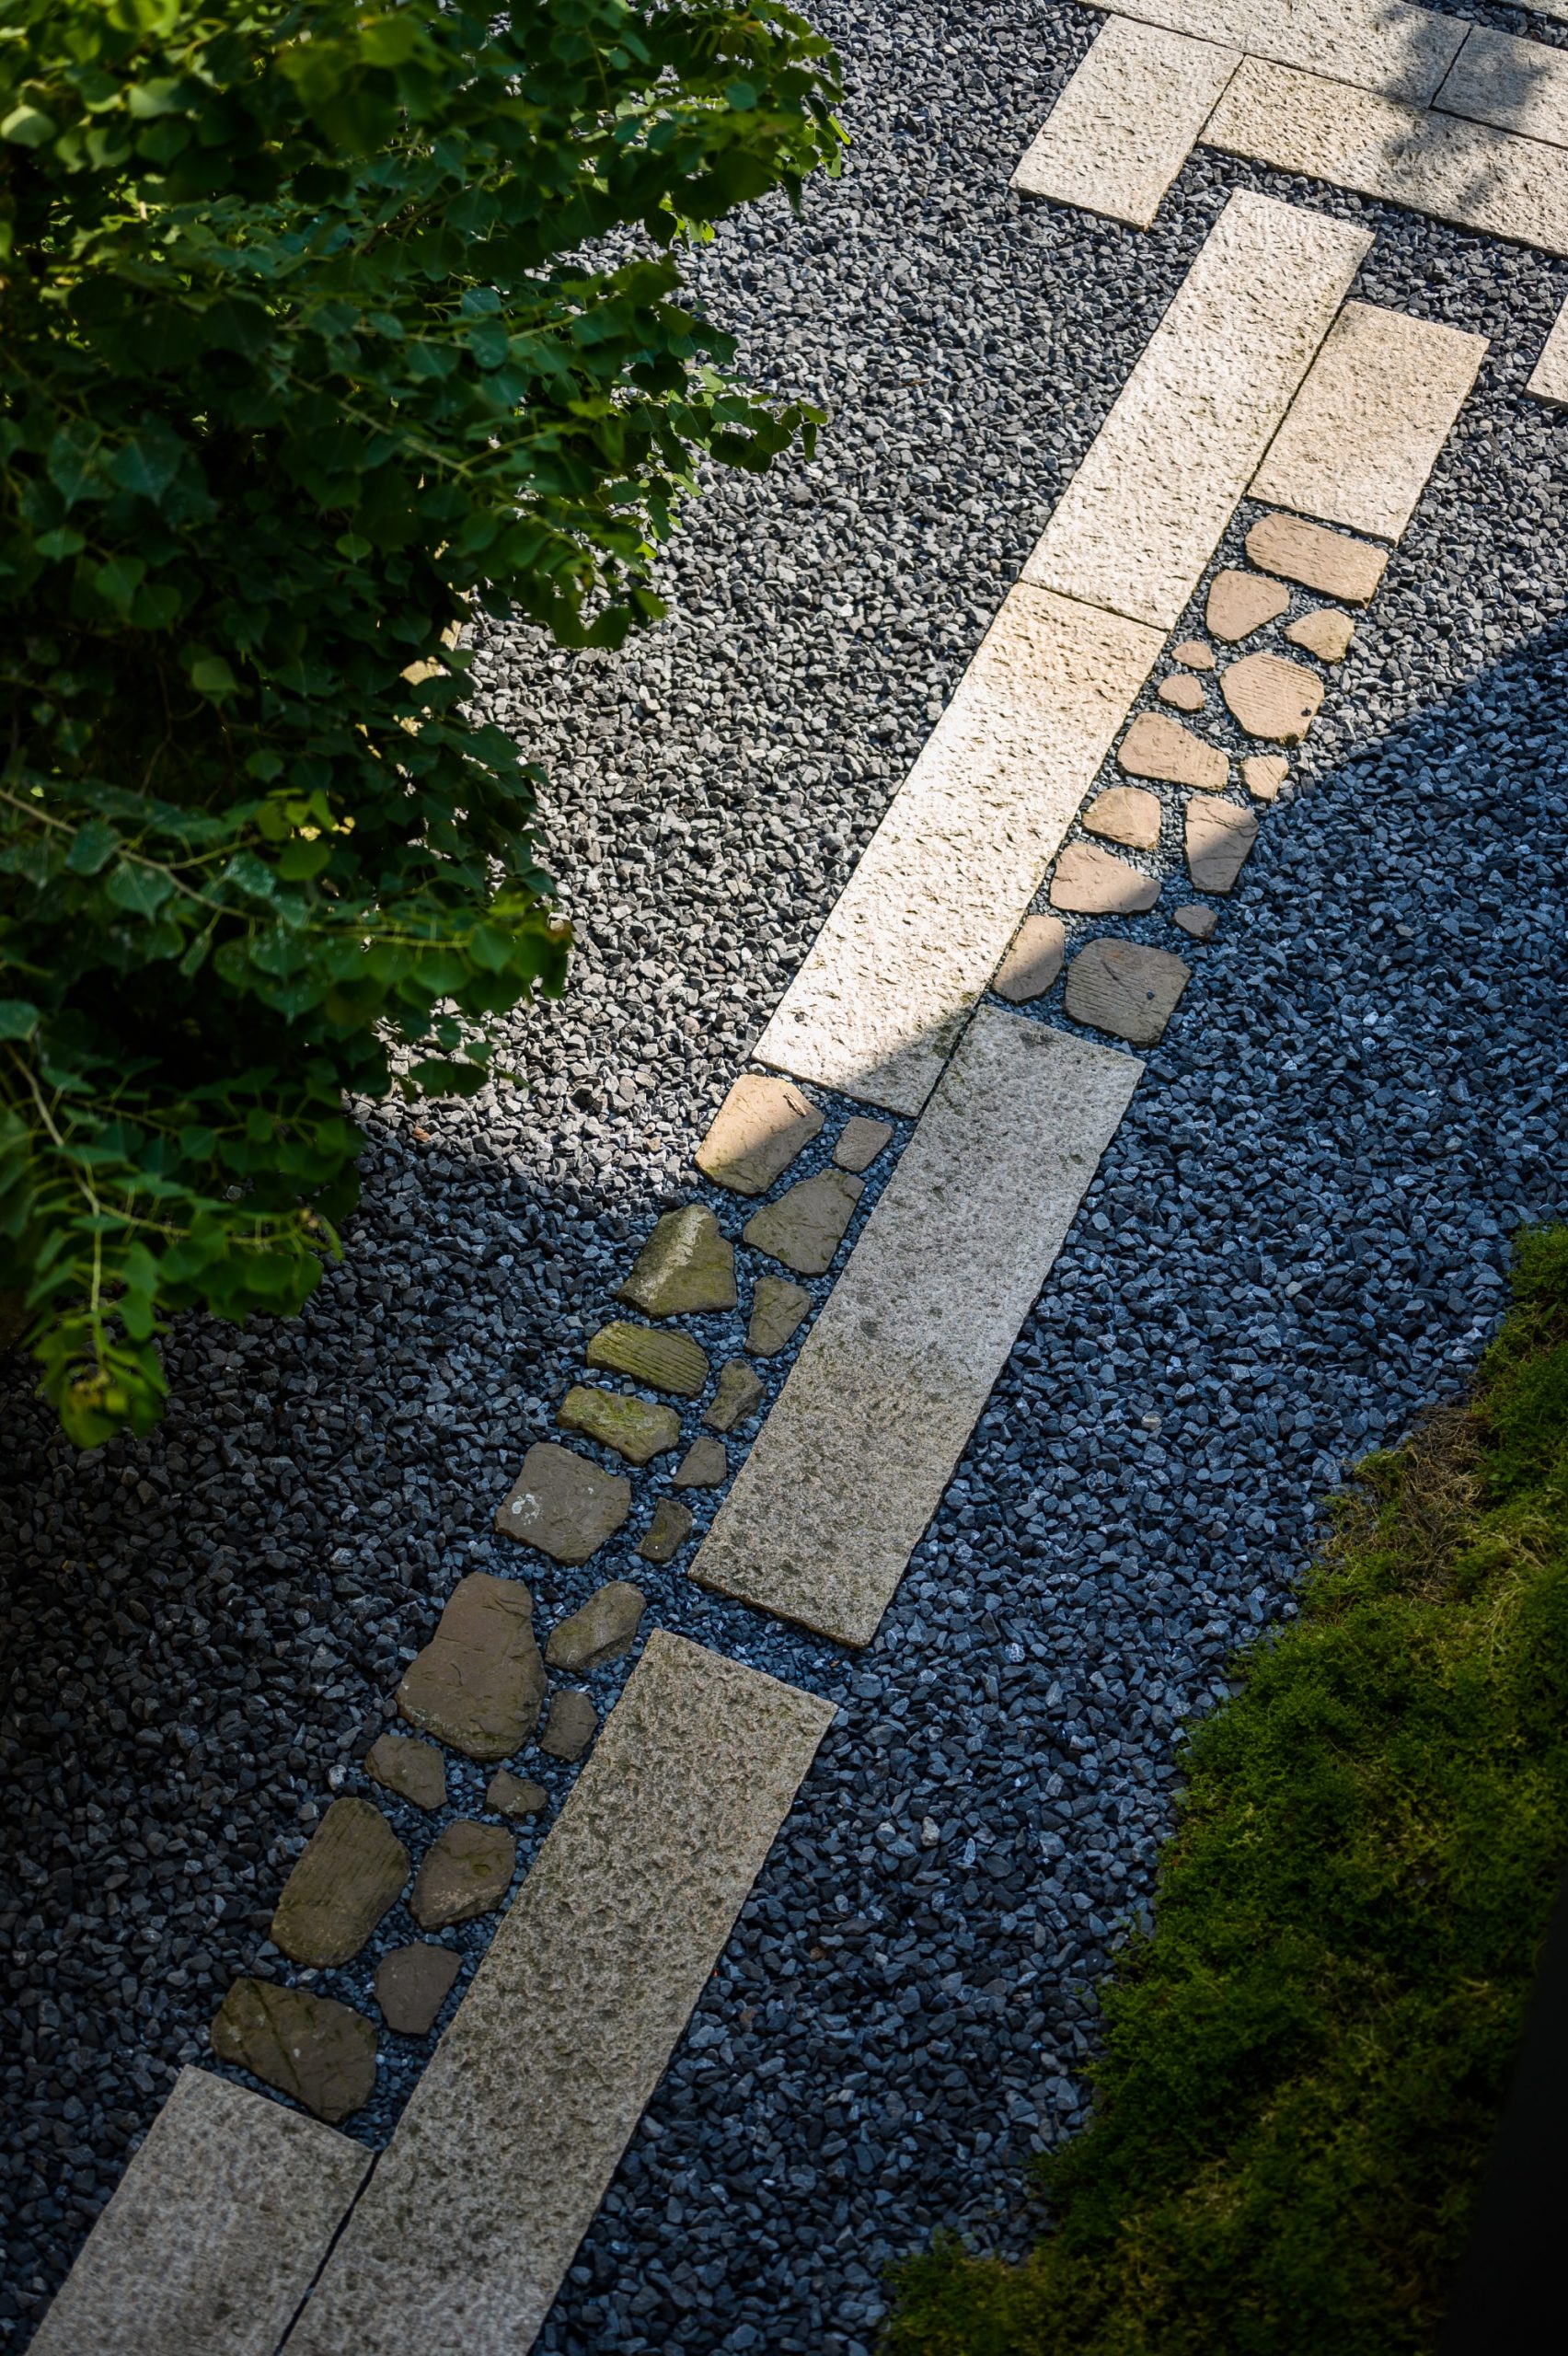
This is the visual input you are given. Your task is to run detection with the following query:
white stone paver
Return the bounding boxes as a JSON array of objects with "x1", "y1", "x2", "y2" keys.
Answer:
[
  {"x1": 752, "y1": 587, "x2": 1159, "y2": 1114},
  {"x1": 30, "y1": 2067, "x2": 370, "y2": 2356},
  {"x1": 1012, "y1": 17, "x2": 1240, "y2": 227},
  {"x1": 1435, "y1": 26, "x2": 1568, "y2": 152},
  {"x1": 1251, "y1": 300, "x2": 1488, "y2": 540},
  {"x1": 1526, "y1": 294, "x2": 1568, "y2": 403},
  {"x1": 1205, "y1": 59, "x2": 1568, "y2": 257},
  {"x1": 1081, "y1": 0, "x2": 1467, "y2": 106},
  {"x1": 694, "y1": 1009, "x2": 1142, "y2": 1646},
  {"x1": 282, "y1": 1634, "x2": 834, "y2": 2356},
  {"x1": 1022, "y1": 191, "x2": 1370, "y2": 629}
]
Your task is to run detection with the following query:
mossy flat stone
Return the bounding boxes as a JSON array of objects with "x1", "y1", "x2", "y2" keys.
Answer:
[
  {"x1": 211, "y1": 1979, "x2": 376, "y2": 2126},
  {"x1": 584, "y1": 1320, "x2": 709, "y2": 1398},
  {"x1": 397, "y1": 1571, "x2": 546, "y2": 1761},
  {"x1": 616, "y1": 1205, "x2": 736, "y2": 1317},
  {"x1": 364, "y1": 1733, "x2": 446, "y2": 1813},
  {"x1": 545, "y1": 1580, "x2": 645, "y2": 1673},
  {"x1": 375, "y1": 1943, "x2": 461, "y2": 2037},
  {"x1": 674, "y1": 1436, "x2": 729, "y2": 1490},
  {"x1": 485, "y1": 1769, "x2": 548, "y2": 1819},
  {"x1": 411, "y1": 1820, "x2": 516, "y2": 1931},
  {"x1": 695, "y1": 1073, "x2": 824, "y2": 1195},
  {"x1": 270, "y1": 1798, "x2": 409, "y2": 1969},
  {"x1": 704, "y1": 1360, "x2": 764, "y2": 1433},
  {"x1": 745, "y1": 1276, "x2": 812, "y2": 1357},
  {"x1": 494, "y1": 1442, "x2": 631, "y2": 1566},
  {"x1": 742, "y1": 1171, "x2": 862, "y2": 1277},
  {"x1": 539, "y1": 1690, "x2": 597, "y2": 1762},
  {"x1": 637, "y1": 1498, "x2": 694, "y2": 1564},
  {"x1": 557, "y1": 1383, "x2": 682, "y2": 1466}
]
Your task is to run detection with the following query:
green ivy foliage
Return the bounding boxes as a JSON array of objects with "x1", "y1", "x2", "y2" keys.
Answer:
[{"x1": 0, "y1": 0, "x2": 842, "y2": 1444}]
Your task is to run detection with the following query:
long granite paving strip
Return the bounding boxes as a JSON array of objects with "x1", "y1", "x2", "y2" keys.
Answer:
[
  {"x1": 1435, "y1": 25, "x2": 1568, "y2": 152},
  {"x1": 752, "y1": 586, "x2": 1160, "y2": 1114},
  {"x1": 1204, "y1": 58, "x2": 1568, "y2": 258},
  {"x1": 280, "y1": 1634, "x2": 835, "y2": 2356},
  {"x1": 1251, "y1": 299, "x2": 1487, "y2": 541},
  {"x1": 1080, "y1": 0, "x2": 1468, "y2": 107},
  {"x1": 29, "y1": 2067, "x2": 370, "y2": 2356},
  {"x1": 1526, "y1": 295, "x2": 1568, "y2": 404},
  {"x1": 695, "y1": 1009, "x2": 1142, "y2": 1647},
  {"x1": 1010, "y1": 17, "x2": 1240, "y2": 228},
  {"x1": 1021, "y1": 190, "x2": 1370, "y2": 628}
]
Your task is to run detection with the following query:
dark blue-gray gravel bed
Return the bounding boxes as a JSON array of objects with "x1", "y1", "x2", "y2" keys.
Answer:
[{"x1": 4, "y1": 0, "x2": 1568, "y2": 2347}]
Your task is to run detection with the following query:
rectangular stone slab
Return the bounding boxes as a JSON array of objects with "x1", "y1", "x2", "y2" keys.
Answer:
[
  {"x1": 694, "y1": 1009, "x2": 1142, "y2": 1646},
  {"x1": 1022, "y1": 190, "x2": 1370, "y2": 629},
  {"x1": 1527, "y1": 296, "x2": 1568, "y2": 405},
  {"x1": 281, "y1": 1634, "x2": 834, "y2": 2356},
  {"x1": 1250, "y1": 299, "x2": 1487, "y2": 540},
  {"x1": 1080, "y1": 0, "x2": 1467, "y2": 105},
  {"x1": 1011, "y1": 17, "x2": 1240, "y2": 229},
  {"x1": 29, "y1": 2067, "x2": 370, "y2": 2356},
  {"x1": 1205, "y1": 59, "x2": 1568, "y2": 258},
  {"x1": 1435, "y1": 26, "x2": 1568, "y2": 151},
  {"x1": 751, "y1": 587, "x2": 1160, "y2": 1114}
]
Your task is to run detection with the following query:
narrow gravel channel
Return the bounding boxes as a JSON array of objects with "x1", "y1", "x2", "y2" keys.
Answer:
[{"x1": 4, "y1": 1, "x2": 1567, "y2": 2349}]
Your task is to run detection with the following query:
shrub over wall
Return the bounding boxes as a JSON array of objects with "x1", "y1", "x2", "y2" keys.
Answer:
[{"x1": 0, "y1": 0, "x2": 840, "y2": 1442}]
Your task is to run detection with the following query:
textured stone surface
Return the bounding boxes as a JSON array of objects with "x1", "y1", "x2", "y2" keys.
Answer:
[
  {"x1": 1083, "y1": 784, "x2": 1163, "y2": 851},
  {"x1": 1173, "y1": 902, "x2": 1219, "y2": 941},
  {"x1": 1012, "y1": 16, "x2": 1239, "y2": 228},
  {"x1": 1435, "y1": 25, "x2": 1568, "y2": 150},
  {"x1": 704, "y1": 1359, "x2": 765, "y2": 1432},
  {"x1": 745, "y1": 1275, "x2": 813, "y2": 1357},
  {"x1": 1023, "y1": 191, "x2": 1369, "y2": 628},
  {"x1": 1119, "y1": 710, "x2": 1228, "y2": 791},
  {"x1": 410, "y1": 1822, "x2": 516, "y2": 1932},
  {"x1": 1242, "y1": 751, "x2": 1291, "y2": 800},
  {"x1": 674, "y1": 1436, "x2": 730, "y2": 1489},
  {"x1": 1086, "y1": 0, "x2": 1467, "y2": 104},
  {"x1": 376, "y1": 1945, "x2": 462, "y2": 2038},
  {"x1": 752, "y1": 586, "x2": 1159, "y2": 1112},
  {"x1": 1244, "y1": 508, "x2": 1389, "y2": 601},
  {"x1": 1172, "y1": 637, "x2": 1216, "y2": 667},
  {"x1": 1251, "y1": 299, "x2": 1487, "y2": 537},
  {"x1": 584, "y1": 1320, "x2": 710, "y2": 1398},
  {"x1": 398, "y1": 1571, "x2": 547, "y2": 1761},
  {"x1": 1285, "y1": 606, "x2": 1355, "y2": 662},
  {"x1": 692, "y1": 1011, "x2": 1141, "y2": 1646},
  {"x1": 539, "y1": 1691, "x2": 597, "y2": 1763},
  {"x1": 1205, "y1": 59, "x2": 1568, "y2": 260},
  {"x1": 364, "y1": 1733, "x2": 446, "y2": 1813},
  {"x1": 545, "y1": 1582, "x2": 645, "y2": 1674},
  {"x1": 1221, "y1": 650, "x2": 1324, "y2": 740},
  {"x1": 1527, "y1": 295, "x2": 1568, "y2": 404},
  {"x1": 271, "y1": 1798, "x2": 409, "y2": 1969},
  {"x1": 28, "y1": 2067, "x2": 370, "y2": 2356},
  {"x1": 557, "y1": 1384, "x2": 682, "y2": 1467},
  {"x1": 637, "y1": 1497, "x2": 694, "y2": 1563},
  {"x1": 1159, "y1": 671, "x2": 1205, "y2": 711},
  {"x1": 493, "y1": 1444, "x2": 631, "y2": 1568},
  {"x1": 1205, "y1": 566, "x2": 1289, "y2": 641},
  {"x1": 282, "y1": 1635, "x2": 835, "y2": 2356},
  {"x1": 694, "y1": 1073, "x2": 824, "y2": 1196},
  {"x1": 1063, "y1": 938, "x2": 1193, "y2": 1046},
  {"x1": 615, "y1": 1205, "x2": 736, "y2": 1317},
  {"x1": 992, "y1": 913, "x2": 1066, "y2": 1004},
  {"x1": 833, "y1": 1115, "x2": 894, "y2": 1172},
  {"x1": 211, "y1": 1981, "x2": 377, "y2": 2127},
  {"x1": 742, "y1": 1170, "x2": 863, "y2": 1276},
  {"x1": 484, "y1": 1770, "x2": 548, "y2": 1820},
  {"x1": 1185, "y1": 793, "x2": 1261, "y2": 891},
  {"x1": 1050, "y1": 841, "x2": 1161, "y2": 915}
]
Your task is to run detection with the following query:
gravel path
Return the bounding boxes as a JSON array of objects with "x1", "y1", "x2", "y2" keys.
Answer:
[{"x1": 4, "y1": 1, "x2": 1567, "y2": 2348}]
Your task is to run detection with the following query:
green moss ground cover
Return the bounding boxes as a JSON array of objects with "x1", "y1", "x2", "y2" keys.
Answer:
[{"x1": 885, "y1": 1228, "x2": 1568, "y2": 2356}]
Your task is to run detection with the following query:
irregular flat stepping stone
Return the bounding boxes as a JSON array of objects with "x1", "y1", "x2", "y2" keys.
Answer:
[
  {"x1": 398, "y1": 1571, "x2": 547, "y2": 1761},
  {"x1": 411, "y1": 1821, "x2": 516, "y2": 1931},
  {"x1": 539, "y1": 1691, "x2": 597, "y2": 1762},
  {"x1": 494, "y1": 1442, "x2": 631, "y2": 1566},
  {"x1": 833, "y1": 1115, "x2": 894, "y2": 1173},
  {"x1": 270, "y1": 1798, "x2": 409, "y2": 1969},
  {"x1": 1245, "y1": 511, "x2": 1388, "y2": 604},
  {"x1": 1242, "y1": 753, "x2": 1290, "y2": 801},
  {"x1": 546, "y1": 1580, "x2": 646, "y2": 1673},
  {"x1": 485, "y1": 1769, "x2": 548, "y2": 1819},
  {"x1": 694, "y1": 1073, "x2": 823, "y2": 1195},
  {"x1": 1186, "y1": 794, "x2": 1260, "y2": 893},
  {"x1": 1064, "y1": 938, "x2": 1192, "y2": 1046},
  {"x1": 742, "y1": 1170, "x2": 862, "y2": 1277},
  {"x1": 364, "y1": 1733, "x2": 446, "y2": 1813},
  {"x1": 993, "y1": 913, "x2": 1066, "y2": 1005},
  {"x1": 1158, "y1": 672, "x2": 1205, "y2": 711},
  {"x1": 375, "y1": 1945, "x2": 461, "y2": 2037},
  {"x1": 1118, "y1": 710, "x2": 1228, "y2": 791},
  {"x1": 1083, "y1": 784, "x2": 1161, "y2": 852},
  {"x1": 704, "y1": 1359, "x2": 764, "y2": 1433},
  {"x1": 211, "y1": 1980, "x2": 377, "y2": 2127},
  {"x1": 1050, "y1": 841, "x2": 1160, "y2": 915},
  {"x1": 1172, "y1": 638, "x2": 1215, "y2": 669},
  {"x1": 557, "y1": 1384, "x2": 681, "y2": 1467},
  {"x1": 1285, "y1": 606, "x2": 1355, "y2": 662},
  {"x1": 638, "y1": 1498, "x2": 694, "y2": 1564},
  {"x1": 674, "y1": 1436, "x2": 729, "y2": 1490},
  {"x1": 1205, "y1": 566, "x2": 1289, "y2": 641},
  {"x1": 745, "y1": 1275, "x2": 813, "y2": 1357},
  {"x1": 1173, "y1": 904, "x2": 1218, "y2": 941},
  {"x1": 616, "y1": 1205, "x2": 736, "y2": 1317},
  {"x1": 584, "y1": 1321, "x2": 709, "y2": 1399},
  {"x1": 1220, "y1": 651, "x2": 1324, "y2": 742}
]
